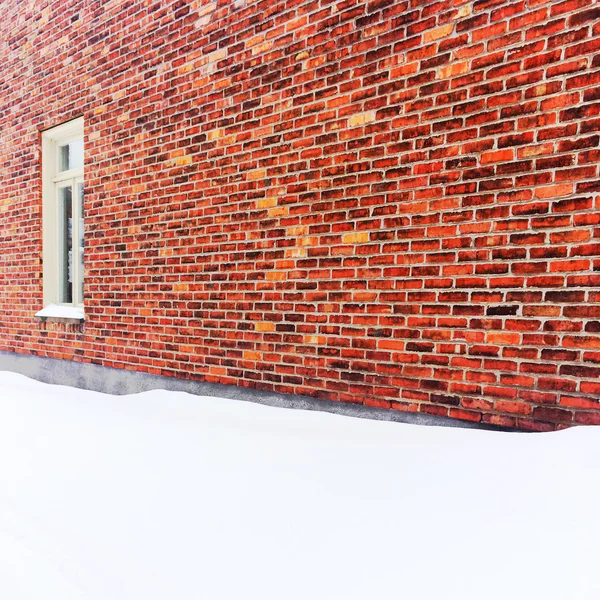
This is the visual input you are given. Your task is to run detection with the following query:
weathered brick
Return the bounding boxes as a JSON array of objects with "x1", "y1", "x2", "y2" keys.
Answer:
[{"x1": 348, "y1": 111, "x2": 377, "y2": 127}]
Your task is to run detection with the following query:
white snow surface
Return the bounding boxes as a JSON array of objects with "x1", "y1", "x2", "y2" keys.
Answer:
[{"x1": 0, "y1": 371, "x2": 599, "y2": 599}]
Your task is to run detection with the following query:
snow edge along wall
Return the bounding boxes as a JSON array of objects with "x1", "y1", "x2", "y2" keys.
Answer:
[{"x1": 1, "y1": 0, "x2": 600, "y2": 431}]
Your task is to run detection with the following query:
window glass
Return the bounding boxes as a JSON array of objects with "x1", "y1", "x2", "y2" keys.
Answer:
[
  {"x1": 78, "y1": 181, "x2": 84, "y2": 302},
  {"x1": 58, "y1": 138, "x2": 84, "y2": 172},
  {"x1": 59, "y1": 185, "x2": 73, "y2": 304}
]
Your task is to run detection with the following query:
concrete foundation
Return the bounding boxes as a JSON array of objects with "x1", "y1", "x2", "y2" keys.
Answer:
[{"x1": 0, "y1": 351, "x2": 513, "y2": 431}]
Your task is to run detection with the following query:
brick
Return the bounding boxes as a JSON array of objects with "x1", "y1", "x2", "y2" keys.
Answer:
[
  {"x1": 436, "y1": 61, "x2": 469, "y2": 79},
  {"x1": 568, "y1": 8, "x2": 600, "y2": 27},
  {"x1": 349, "y1": 111, "x2": 377, "y2": 127},
  {"x1": 197, "y1": 2, "x2": 217, "y2": 18},
  {"x1": 248, "y1": 169, "x2": 266, "y2": 180},
  {"x1": 532, "y1": 406, "x2": 573, "y2": 424},
  {"x1": 574, "y1": 412, "x2": 600, "y2": 425},
  {"x1": 423, "y1": 24, "x2": 454, "y2": 43},
  {"x1": 481, "y1": 149, "x2": 513, "y2": 164},
  {"x1": 208, "y1": 129, "x2": 223, "y2": 140},
  {"x1": 518, "y1": 143, "x2": 554, "y2": 158},
  {"x1": 257, "y1": 197, "x2": 278, "y2": 209},
  {"x1": 534, "y1": 184, "x2": 574, "y2": 199},
  {"x1": 342, "y1": 232, "x2": 370, "y2": 244}
]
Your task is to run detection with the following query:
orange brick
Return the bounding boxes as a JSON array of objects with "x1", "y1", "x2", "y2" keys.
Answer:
[
  {"x1": 534, "y1": 184, "x2": 574, "y2": 199},
  {"x1": 342, "y1": 232, "x2": 369, "y2": 244},
  {"x1": 481, "y1": 149, "x2": 514, "y2": 164},
  {"x1": 423, "y1": 24, "x2": 454, "y2": 43},
  {"x1": 349, "y1": 111, "x2": 376, "y2": 127},
  {"x1": 437, "y1": 61, "x2": 469, "y2": 79},
  {"x1": 248, "y1": 169, "x2": 266, "y2": 180}
]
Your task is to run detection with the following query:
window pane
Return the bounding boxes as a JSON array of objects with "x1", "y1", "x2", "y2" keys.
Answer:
[
  {"x1": 58, "y1": 138, "x2": 84, "y2": 172},
  {"x1": 59, "y1": 186, "x2": 73, "y2": 304},
  {"x1": 78, "y1": 182, "x2": 84, "y2": 302}
]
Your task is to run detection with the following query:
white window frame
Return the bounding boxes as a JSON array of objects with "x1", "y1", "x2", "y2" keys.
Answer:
[{"x1": 40, "y1": 117, "x2": 85, "y2": 314}]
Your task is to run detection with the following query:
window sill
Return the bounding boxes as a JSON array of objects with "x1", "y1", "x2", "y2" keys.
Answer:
[{"x1": 35, "y1": 304, "x2": 85, "y2": 324}]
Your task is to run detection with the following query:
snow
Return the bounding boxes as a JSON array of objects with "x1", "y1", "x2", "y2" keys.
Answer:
[
  {"x1": 34, "y1": 305, "x2": 85, "y2": 320},
  {"x1": 0, "y1": 370, "x2": 599, "y2": 600}
]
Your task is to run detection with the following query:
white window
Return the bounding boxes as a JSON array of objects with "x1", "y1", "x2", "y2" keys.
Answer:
[{"x1": 37, "y1": 118, "x2": 85, "y2": 319}]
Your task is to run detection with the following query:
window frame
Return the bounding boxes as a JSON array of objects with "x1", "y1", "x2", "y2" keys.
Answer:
[{"x1": 41, "y1": 117, "x2": 85, "y2": 310}]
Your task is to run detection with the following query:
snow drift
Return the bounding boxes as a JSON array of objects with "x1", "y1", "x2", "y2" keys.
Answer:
[{"x1": 0, "y1": 370, "x2": 598, "y2": 599}]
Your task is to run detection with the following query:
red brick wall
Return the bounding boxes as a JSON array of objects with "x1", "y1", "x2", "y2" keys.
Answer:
[{"x1": 1, "y1": 0, "x2": 600, "y2": 430}]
